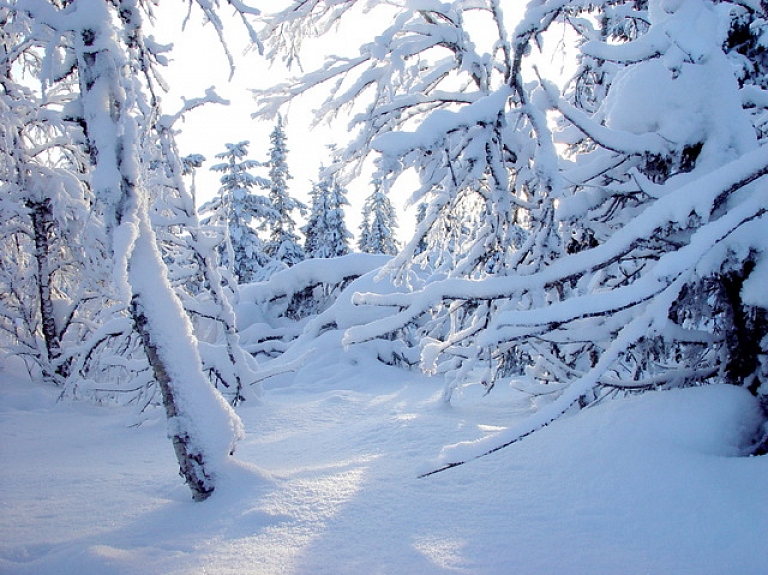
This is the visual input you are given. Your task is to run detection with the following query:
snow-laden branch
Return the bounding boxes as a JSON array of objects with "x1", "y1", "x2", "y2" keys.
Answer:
[
  {"x1": 372, "y1": 86, "x2": 513, "y2": 157},
  {"x1": 486, "y1": 190, "x2": 768, "y2": 345},
  {"x1": 580, "y1": 24, "x2": 667, "y2": 64},
  {"x1": 345, "y1": 144, "x2": 768, "y2": 344},
  {"x1": 158, "y1": 87, "x2": 229, "y2": 129},
  {"x1": 187, "y1": 0, "x2": 262, "y2": 78},
  {"x1": 420, "y1": 279, "x2": 673, "y2": 476},
  {"x1": 241, "y1": 252, "x2": 390, "y2": 304},
  {"x1": 539, "y1": 80, "x2": 672, "y2": 156}
]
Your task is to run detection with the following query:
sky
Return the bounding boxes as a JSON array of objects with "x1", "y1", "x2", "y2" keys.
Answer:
[
  {"x1": 149, "y1": 3, "x2": 576, "y2": 246},
  {"x1": 150, "y1": 3, "x2": 412, "y2": 241}
]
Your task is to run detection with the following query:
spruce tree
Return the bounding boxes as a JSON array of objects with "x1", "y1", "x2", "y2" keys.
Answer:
[
  {"x1": 303, "y1": 167, "x2": 352, "y2": 258},
  {"x1": 265, "y1": 116, "x2": 306, "y2": 267},
  {"x1": 203, "y1": 141, "x2": 273, "y2": 284},
  {"x1": 358, "y1": 179, "x2": 398, "y2": 255}
]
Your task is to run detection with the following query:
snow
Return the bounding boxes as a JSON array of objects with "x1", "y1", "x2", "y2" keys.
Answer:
[
  {"x1": 5, "y1": 0, "x2": 768, "y2": 572},
  {"x1": 602, "y1": 53, "x2": 755, "y2": 164},
  {"x1": 372, "y1": 86, "x2": 513, "y2": 157},
  {"x1": 129, "y1": 217, "x2": 244, "y2": 475},
  {"x1": 2, "y1": 347, "x2": 767, "y2": 574},
  {"x1": 240, "y1": 252, "x2": 389, "y2": 305}
]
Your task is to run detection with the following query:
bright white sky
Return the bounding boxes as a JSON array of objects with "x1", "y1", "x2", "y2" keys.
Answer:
[
  {"x1": 150, "y1": 3, "x2": 575, "y2": 244},
  {"x1": 150, "y1": 3, "x2": 400, "y2": 240}
]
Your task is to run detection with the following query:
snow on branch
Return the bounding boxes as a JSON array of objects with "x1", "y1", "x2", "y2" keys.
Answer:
[
  {"x1": 241, "y1": 253, "x2": 390, "y2": 305},
  {"x1": 259, "y1": 0, "x2": 359, "y2": 67},
  {"x1": 486, "y1": 185, "x2": 768, "y2": 346},
  {"x1": 538, "y1": 80, "x2": 672, "y2": 156},
  {"x1": 420, "y1": 281, "x2": 675, "y2": 477},
  {"x1": 372, "y1": 86, "x2": 513, "y2": 157},
  {"x1": 346, "y1": 144, "x2": 768, "y2": 344},
  {"x1": 187, "y1": 0, "x2": 262, "y2": 79},
  {"x1": 159, "y1": 87, "x2": 230, "y2": 129},
  {"x1": 252, "y1": 54, "x2": 370, "y2": 120},
  {"x1": 580, "y1": 25, "x2": 668, "y2": 64}
]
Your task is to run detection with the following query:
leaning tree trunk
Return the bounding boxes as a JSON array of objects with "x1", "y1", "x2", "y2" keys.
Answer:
[
  {"x1": 66, "y1": 0, "x2": 242, "y2": 501},
  {"x1": 129, "y1": 221, "x2": 221, "y2": 501}
]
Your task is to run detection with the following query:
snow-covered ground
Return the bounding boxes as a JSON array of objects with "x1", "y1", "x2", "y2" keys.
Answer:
[{"x1": 2, "y1": 344, "x2": 767, "y2": 575}]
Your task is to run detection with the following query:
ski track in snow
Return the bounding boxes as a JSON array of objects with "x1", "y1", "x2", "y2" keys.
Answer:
[{"x1": 1, "y1": 355, "x2": 767, "y2": 575}]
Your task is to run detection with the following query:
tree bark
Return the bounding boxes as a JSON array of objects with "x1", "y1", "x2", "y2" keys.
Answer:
[
  {"x1": 29, "y1": 198, "x2": 66, "y2": 383},
  {"x1": 720, "y1": 261, "x2": 768, "y2": 394},
  {"x1": 131, "y1": 294, "x2": 214, "y2": 501}
]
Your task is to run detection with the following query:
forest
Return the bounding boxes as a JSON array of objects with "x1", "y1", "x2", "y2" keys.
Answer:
[{"x1": 2, "y1": 0, "x2": 768, "y2": 573}]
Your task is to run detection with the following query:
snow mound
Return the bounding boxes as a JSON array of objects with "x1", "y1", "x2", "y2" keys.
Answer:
[{"x1": 439, "y1": 383, "x2": 763, "y2": 470}]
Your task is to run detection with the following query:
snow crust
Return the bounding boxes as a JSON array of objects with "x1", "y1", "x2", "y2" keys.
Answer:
[{"x1": 2, "y1": 360, "x2": 766, "y2": 574}]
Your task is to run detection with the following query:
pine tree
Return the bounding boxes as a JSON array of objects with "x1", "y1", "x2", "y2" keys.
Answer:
[
  {"x1": 265, "y1": 116, "x2": 306, "y2": 267},
  {"x1": 303, "y1": 167, "x2": 352, "y2": 258},
  {"x1": 203, "y1": 141, "x2": 273, "y2": 284},
  {"x1": 358, "y1": 179, "x2": 398, "y2": 255}
]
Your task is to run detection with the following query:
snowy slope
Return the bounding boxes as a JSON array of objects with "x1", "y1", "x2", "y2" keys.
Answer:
[{"x1": 1, "y1": 346, "x2": 767, "y2": 575}]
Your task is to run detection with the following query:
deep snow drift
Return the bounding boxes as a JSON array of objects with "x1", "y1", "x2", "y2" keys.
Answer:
[{"x1": 1, "y1": 345, "x2": 767, "y2": 575}]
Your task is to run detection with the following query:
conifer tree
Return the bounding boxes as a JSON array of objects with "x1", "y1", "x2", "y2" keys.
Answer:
[
  {"x1": 303, "y1": 167, "x2": 352, "y2": 258},
  {"x1": 265, "y1": 116, "x2": 306, "y2": 266},
  {"x1": 358, "y1": 179, "x2": 398, "y2": 255},
  {"x1": 203, "y1": 141, "x2": 273, "y2": 284}
]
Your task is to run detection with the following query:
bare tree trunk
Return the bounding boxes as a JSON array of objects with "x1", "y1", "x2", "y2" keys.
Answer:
[{"x1": 29, "y1": 198, "x2": 66, "y2": 383}]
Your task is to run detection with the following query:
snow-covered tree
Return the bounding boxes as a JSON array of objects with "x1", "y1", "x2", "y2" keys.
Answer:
[
  {"x1": 0, "y1": 7, "x2": 105, "y2": 386},
  {"x1": 265, "y1": 115, "x2": 306, "y2": 267},
  {"x1": 257, "y1": 1, "x2": 557, "y2": 396},
  {"x1": 258, "y1": 0, "x2": 768, "y2": 467},
  {"x1": 285, "y1": 166, "x2": 353, "y2": 318},
  {"x1": 358, "y1": 179, "x2": 398, "y2": 255},
  {"x1": 726, "y1": 4, "x2": 768, "y2": 90},
  {"x1": 203, "y1": 141, "x2": 273, "y2": 284},
  {"x1": 146, "y1": 110, "x2": 260, "y2": 407},
  {"x1": 303, "y1": 166, "x2": 352, "y2": 259},
  {"x1": 724, "y1": 3, "x2": 768, "y2": 142},
  {"x1": 4, "y1": 0, "x2": 262, "y2": 500},
  {"x1": 182, "y1": 153, "x2": 207, "y2": 205},
  {"x1": 413, "y1": 202, "x2": 428, "y2": 256}
]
